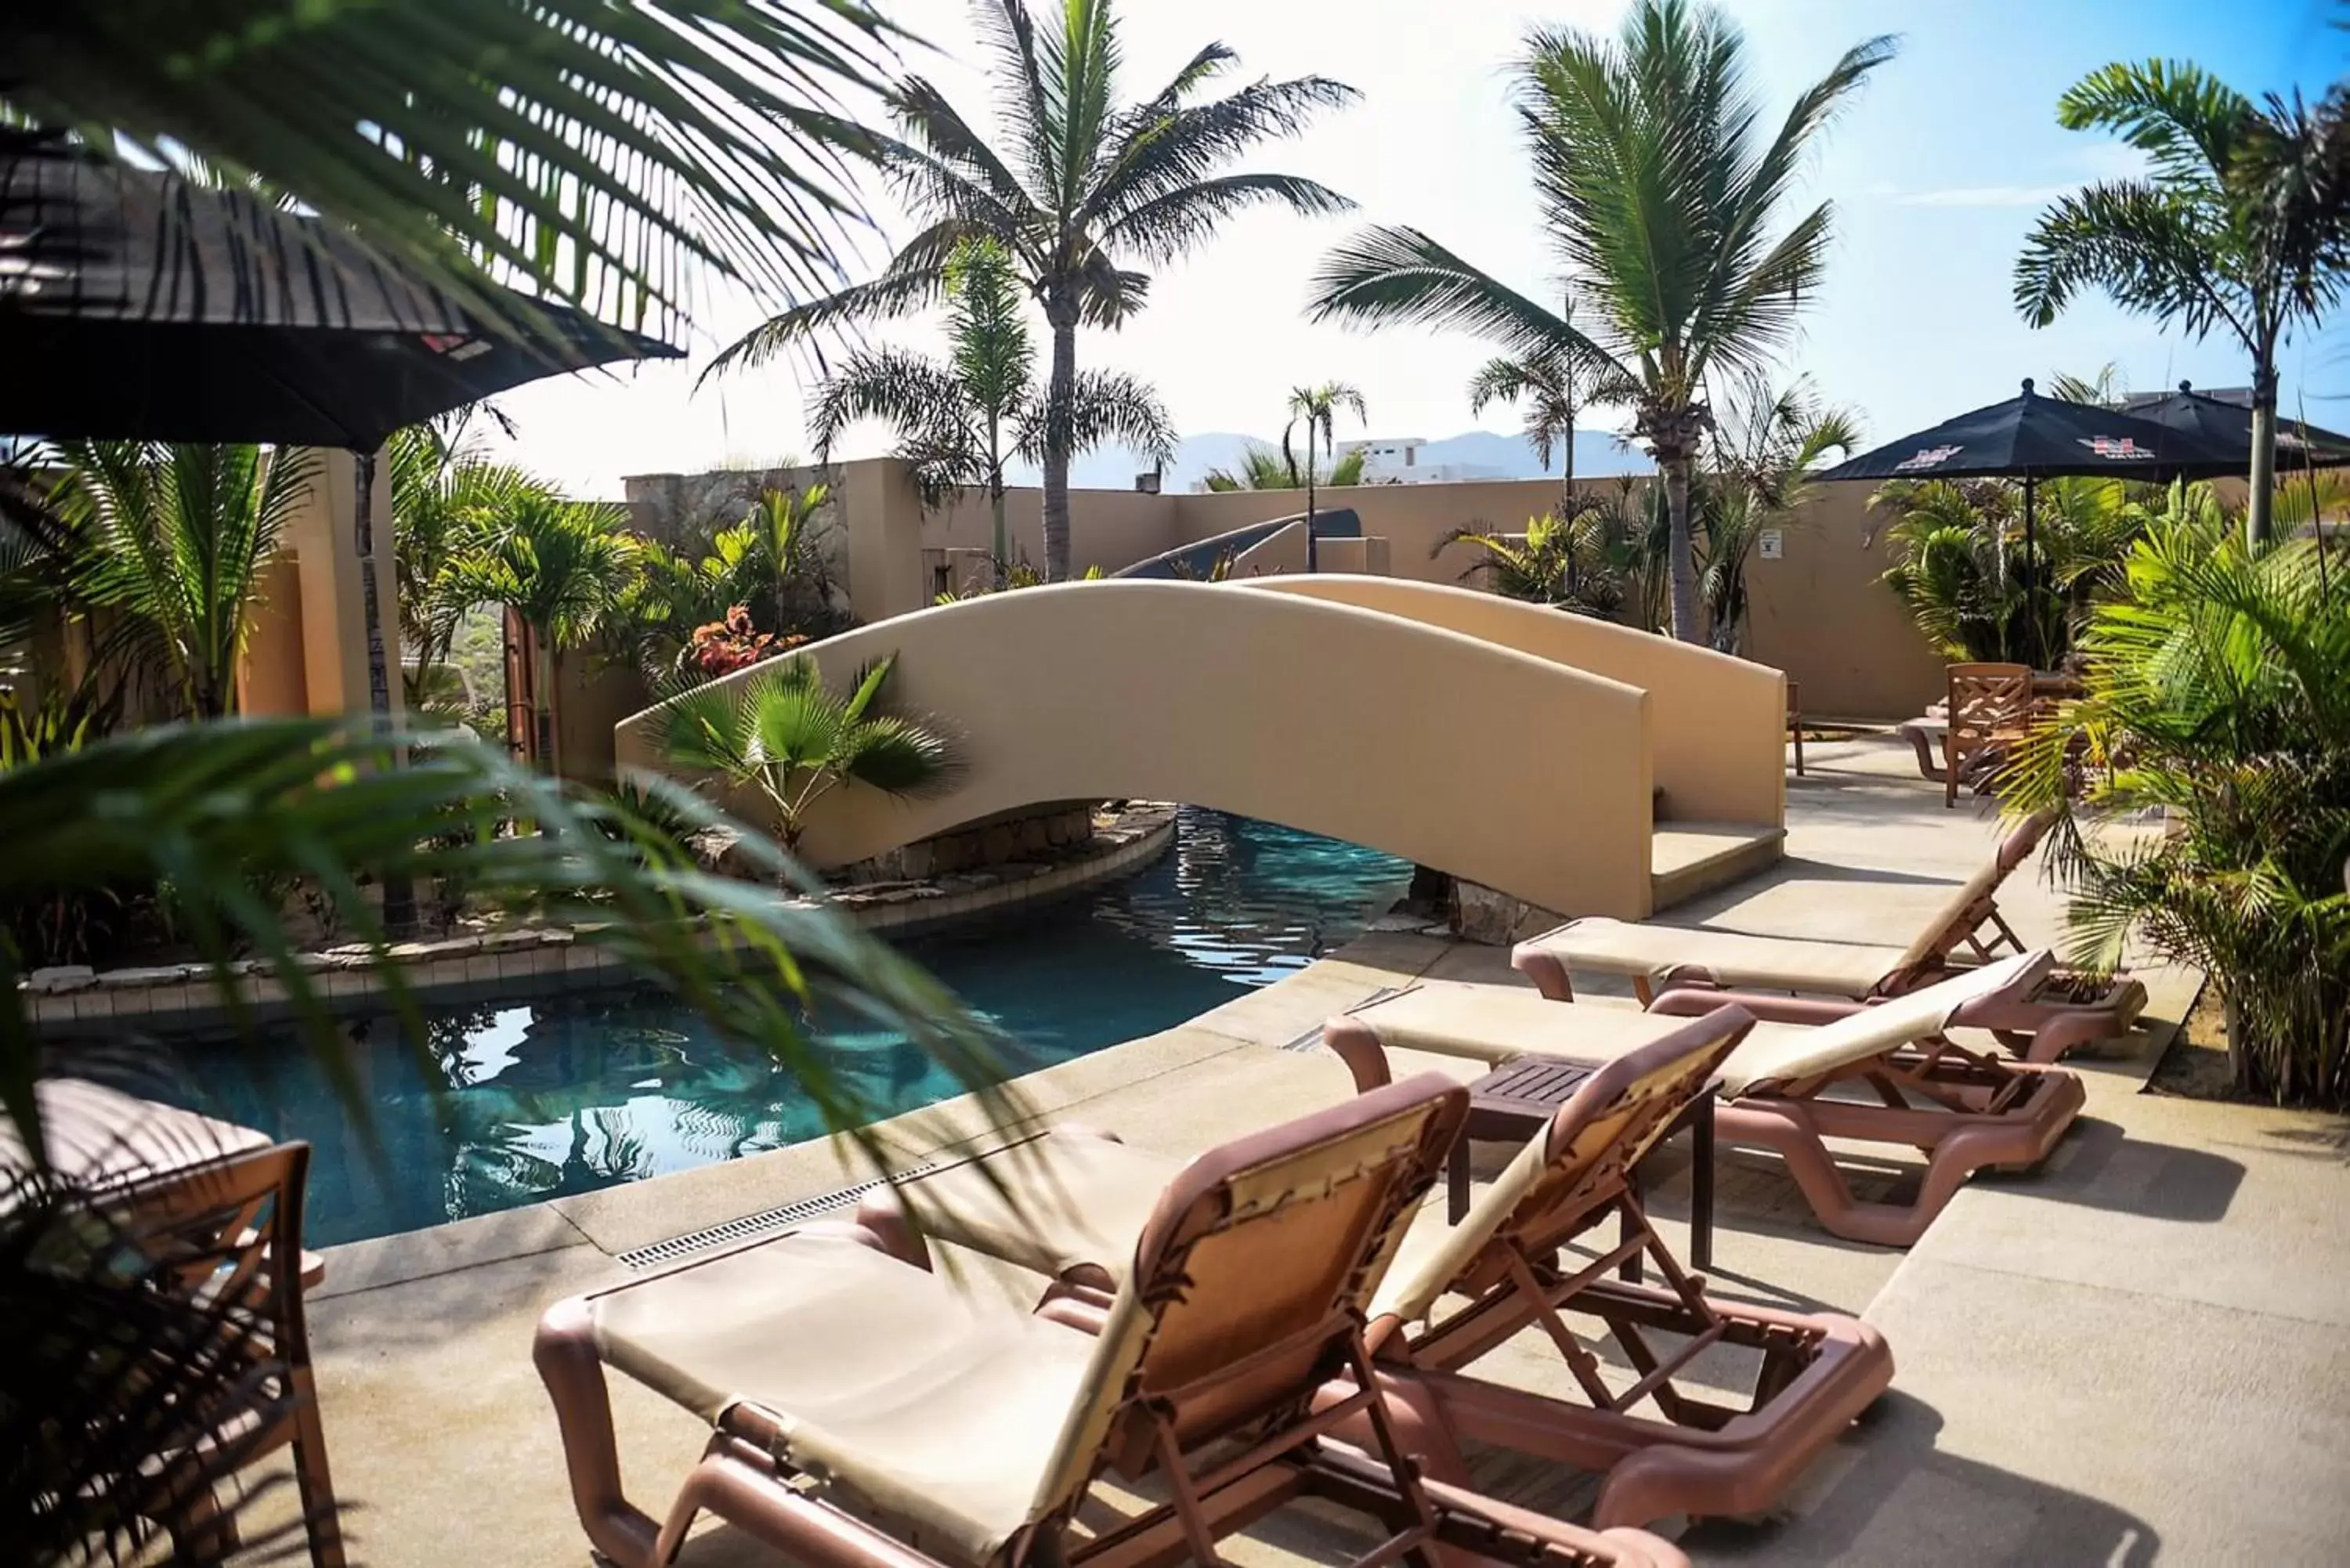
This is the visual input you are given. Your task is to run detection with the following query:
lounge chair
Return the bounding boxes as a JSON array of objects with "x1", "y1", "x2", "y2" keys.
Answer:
[
  {"x1": 534, "y1": 1072, "x2": 1687, "y2": 1568},
  {"x1": 1322, "y1": 952, "x2": 2083, "y2": 1247},
  {"x1": 1510, "y1": 812, "x2": 2143, "y2": 1063},
  {"x1": 871, "y1": 1008, "x2": 1893, "y2": 1530}
]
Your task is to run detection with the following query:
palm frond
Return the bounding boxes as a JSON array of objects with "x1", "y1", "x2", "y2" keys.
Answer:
[{"x1": 6, "y1": 2, "x2": 907, "y2": 335}]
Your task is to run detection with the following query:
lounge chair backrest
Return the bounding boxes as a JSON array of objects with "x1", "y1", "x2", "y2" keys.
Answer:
[
  {"x1": 1719, "y1": 950, "x2": 2052, "y2": 1095},
  {"x1": 1374, "y1": 1007, "x2": 1752, "y2": 1327},
  {"x1": 1027, "y1": 1072, "x2": 1468, "y2": 1522},
  {"x1": 1889, "y1": 810, "x2": 2052, "y2": 973}
]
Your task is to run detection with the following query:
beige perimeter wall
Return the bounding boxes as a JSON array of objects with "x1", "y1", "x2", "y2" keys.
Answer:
[{"x1": 616, "y1": 580, "x2": 1661, "y2": 919}]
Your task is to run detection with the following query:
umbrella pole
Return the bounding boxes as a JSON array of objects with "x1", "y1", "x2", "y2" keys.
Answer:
[
  {"x1": 354, "y1": 449, "x2": 418, "y2": 936},
  {"x1": 2023, "y1": 474, "x2": 2039, "y2": 671}
]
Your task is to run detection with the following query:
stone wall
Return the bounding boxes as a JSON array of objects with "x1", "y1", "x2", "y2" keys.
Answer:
[{"x1": 844, "y1": 801, "x2": 1101, "y2": 883}]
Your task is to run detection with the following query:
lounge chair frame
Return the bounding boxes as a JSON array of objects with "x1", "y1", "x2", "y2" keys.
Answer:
[
  {"x1": 1341, "y1": 1014, "x2": 1893, "y2": 1526},
  {"x1": 537, "y1": 1078, "x2": 1683, "y2": 1568},
  {"x1": 1643, "y1": 977, "x2": 2086, "y2": 1247},
  {"x1": 1513, "y1": 812, "x2": 2145, "y2": 1063}
]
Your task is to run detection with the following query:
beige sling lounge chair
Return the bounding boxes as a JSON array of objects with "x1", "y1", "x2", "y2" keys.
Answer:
[
  {"x1": 873, "y1": 1009, "x2": 1892, "y2": 1530},
  {"x1": 1325, "y1": 952, "x2": 2084, "y2": 1247},
  {"x1": 1512, "y1": 812, "x2": 2142, "y2": 1062},
  {"x1": 535, "y1": 1073, "x2": 1687, "y2": 1568}
]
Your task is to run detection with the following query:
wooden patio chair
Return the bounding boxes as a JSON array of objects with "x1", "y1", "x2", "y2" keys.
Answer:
[
  {"x1": 1943, "y1": 662, "x2": 2035, "y2": 808},
  {"x1": 111, "y1": 1139, "x2": 343, "y2": 1566}
]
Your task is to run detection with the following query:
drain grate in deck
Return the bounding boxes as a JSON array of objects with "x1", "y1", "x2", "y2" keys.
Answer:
[{"x1": 614, "y1": 1165, "x2": 938, "y2": 1270}]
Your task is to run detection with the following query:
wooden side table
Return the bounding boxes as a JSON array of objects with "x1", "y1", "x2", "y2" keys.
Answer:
[{"x1": 1448, "y1": 1055, "x2": 1716, "y2": 1278}]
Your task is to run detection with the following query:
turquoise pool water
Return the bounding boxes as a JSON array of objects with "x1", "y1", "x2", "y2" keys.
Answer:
[{"x1": 123, "y1": 809, "x2": 1412, "y2": 1245}]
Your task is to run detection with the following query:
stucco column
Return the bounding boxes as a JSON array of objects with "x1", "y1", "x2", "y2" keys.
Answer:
[
  {"x1": 280, "y1": 446, "x2": 404, "y2": 719},
  {"x1": 839, "y1": 457, "x2": 930, "y2": 623}
]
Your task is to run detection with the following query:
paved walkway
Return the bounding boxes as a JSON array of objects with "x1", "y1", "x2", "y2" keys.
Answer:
[{"x1": 237, "y1": 736, "x2": 2348, "y2": 1566}]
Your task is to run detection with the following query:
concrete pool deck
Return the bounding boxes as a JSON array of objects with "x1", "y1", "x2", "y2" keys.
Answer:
[{"x1": 236, "y1": 735, "x2": 2350, "y2": 1566}]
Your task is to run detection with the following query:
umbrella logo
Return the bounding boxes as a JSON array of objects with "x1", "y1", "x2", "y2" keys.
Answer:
[
  {"x1": 1894, "y1": 444, "x2": 1963, "y2": 471},
  {"x1": 2077, "y1": 435, "x2": 2157, "y2": 461},
  {"x1": 420, "y1": 332, "x2": 493, "y2": 362}
]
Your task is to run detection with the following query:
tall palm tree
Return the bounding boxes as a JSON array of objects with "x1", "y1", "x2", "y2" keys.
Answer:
[
  {"x1": 808, "y1": 237, "x2": 1174, "y2": 583},
  {"x1": 47, "y1": 440, "x2": 313, "y2": 719},
  {"x1": 1283, "y1": 383, "x2": 1365, "y2": 573},
  {"x1": 450, "y1": 495, "x2": 635, "y2": 774},
  {"x1": 708, "y1": 0, "x2": 1358, "y2": 582},
  {"x1": 2018, "y1": 62, "x2": 2347, "y2": 545},
  {"x1": 1467, "y1": 295, "x2": 1589, "y2": 522},
  {"x1": 1308, "y1": 0, "x2": 1894, "y2": 642}
]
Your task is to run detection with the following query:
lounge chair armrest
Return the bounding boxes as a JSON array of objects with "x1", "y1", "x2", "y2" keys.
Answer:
[
  {"x1": 1647, "y1": 987, "x2": 1868, "y2": 1026},
  {"x1": 1319, "y1": 1017, "x2": 1394, "y2": 1093}
]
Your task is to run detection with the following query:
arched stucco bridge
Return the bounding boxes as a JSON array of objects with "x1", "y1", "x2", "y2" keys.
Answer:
[{"x1": 613, "y1": 578, "x2": 1785, "y2": 921}]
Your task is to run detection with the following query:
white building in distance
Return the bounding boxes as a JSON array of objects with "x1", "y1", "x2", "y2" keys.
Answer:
[{"x1": 1336, "y1": 436, "x2": 1507, "y2": 486}]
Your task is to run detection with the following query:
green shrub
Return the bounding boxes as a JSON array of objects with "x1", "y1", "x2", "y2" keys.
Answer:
[{"x1": 2009, "y1": 514, "x2": 2350, "y2": 1103}]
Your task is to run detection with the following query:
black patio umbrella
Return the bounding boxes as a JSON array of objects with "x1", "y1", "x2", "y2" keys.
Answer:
[
  {"x1": 1816, "y1": 378, "x2": 2240, "y2": 668},
  {"x1": 0, "y1": 140, "x2": 681, "y2": 929},
  {"x1": 0, "y1": 143, "x2": 681, "y2": 447},
  {"x1": 2118, "y1": 381, "x2": 2350, "y2": 471}
]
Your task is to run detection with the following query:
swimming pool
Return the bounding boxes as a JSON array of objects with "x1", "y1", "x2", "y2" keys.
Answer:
[{"x1": 124, "y1": 808, "x2": 1412, "y2": 1245}]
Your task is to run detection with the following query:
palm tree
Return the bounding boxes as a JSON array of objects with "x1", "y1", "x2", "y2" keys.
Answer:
[
  {"x1": 46, "y1": 440, "x2": 313, "y2": 719},
  {"x1": 2017, "y1": 62, "x2": 2348, "y2": 544},
  {"x1": 808, "y1": 237, "x2": 1174, "y2": 584},
  {"x1": 1202, "y1": 443, "x2": 1366, "y2": 492},
  {"x1": 450, "y1": 495, "x2": 635, "y2": 774},
  {"x1": 707, "y1": 0, "x2": 1358, "y2": 582},
  {"x1": 389, "y1": 425, "x2": 552, "y2": 714},
  {"x1": 651, "y1": 655, "x2": 960, "y2": 851},
  {"x1": 1309, "y1": 0, "x2": 1895, "y2": 642},
  {"x1": 1699, "y1": 381, "x2": 1860, "y2": 654},
  {"x1": 1467, "y1": 295, "x2": 1590, "y2": 522},
  {"x1": 1283, "y1": 383, "x2": 1365, "y2": 573}
]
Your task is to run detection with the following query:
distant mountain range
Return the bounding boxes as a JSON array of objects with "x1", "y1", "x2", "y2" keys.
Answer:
[{"x1": 1009, "y1": 428, "x2": 1652, "y2": 491}]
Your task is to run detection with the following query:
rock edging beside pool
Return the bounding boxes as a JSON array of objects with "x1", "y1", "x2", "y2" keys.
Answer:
[{"x1": 22, "y1": 804, "x2": 1179, "y2": 1031}]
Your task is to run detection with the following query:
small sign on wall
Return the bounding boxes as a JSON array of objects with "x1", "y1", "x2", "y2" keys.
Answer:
[{"x1": 1757, "y1": 528, "x2": 1784, "y2": 560}]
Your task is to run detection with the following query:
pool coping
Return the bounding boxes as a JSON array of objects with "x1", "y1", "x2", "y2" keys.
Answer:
[{"x1": 23, "y1": 805, "x2": 1178, "y2": 1034}]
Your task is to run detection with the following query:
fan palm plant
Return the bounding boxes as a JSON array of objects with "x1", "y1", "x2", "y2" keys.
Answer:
[
  {"x1": 449, "y1": 495, "x2": 636, "y2": 773},
  {"x1": 45, "y1": 440, "x2": 313, "y2": 720},
  {"x1": 808, "y1": 237, "x2": 1174, "y2": 583},
  {"x1": 2007, "y1": 515, "x2": 2350, "y2": 1102},
  {"x1": 707, "y1": 0, "x2": 1358, "y2": 581},
  {"x1": 651, "y1": 656, "x2": 959, "y2": 852},
  {"x1": 2017, "y1": 62, "x2": 2348, "y2": 545},
  {"x1": 1308, "y1": 0, "x2": 1894, "y2": 642},
  {"x1": 1202, "y1": 443, "x2": 1367, "y2": 492},
  {"x1": 1282, "y1": 383, "x2": 1365, "y2": 573}
]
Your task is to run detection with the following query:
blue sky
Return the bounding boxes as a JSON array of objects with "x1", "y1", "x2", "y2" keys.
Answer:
[{"x1": 484, "y1": 0, "x2": 2350, "y2": 496}]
